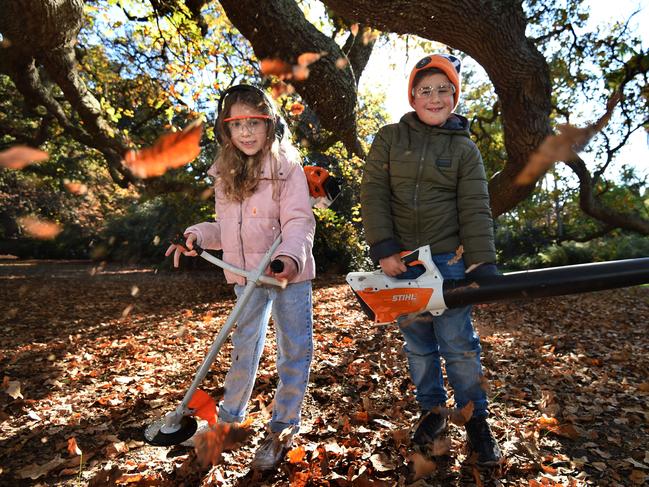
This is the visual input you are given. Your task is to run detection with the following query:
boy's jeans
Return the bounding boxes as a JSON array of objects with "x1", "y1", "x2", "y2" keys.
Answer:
[
  {"x1": 218, "y1": 280, "x2": 313, "y2": 433},
  {"x1": 397, "y1": 252, "x2": 488, "y2": 417}
]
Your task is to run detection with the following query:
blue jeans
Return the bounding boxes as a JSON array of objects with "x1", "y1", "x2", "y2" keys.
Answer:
[
  {"x1": 397, "y1": 252, "x2": 488, "y2": 417},
  {"x1": 218, "y1": 280, "x2": 313, "y2": 433}
]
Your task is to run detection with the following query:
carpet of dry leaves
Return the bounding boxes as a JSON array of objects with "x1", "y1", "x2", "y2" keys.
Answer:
[{"x1": 1, "y1": 259, "x2": 648, "y2": 487}]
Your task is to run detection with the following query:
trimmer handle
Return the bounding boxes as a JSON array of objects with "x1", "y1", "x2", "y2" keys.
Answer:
[{"x1": 270, "y1": 259, "x2": 284, "y2": 273}]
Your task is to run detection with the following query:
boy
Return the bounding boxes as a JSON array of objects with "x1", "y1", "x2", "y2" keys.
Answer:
[{"x1": 360, "y1": 53, "x2": 502, "y2": 466}]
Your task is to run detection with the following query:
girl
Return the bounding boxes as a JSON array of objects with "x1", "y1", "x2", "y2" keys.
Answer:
[{"x1": 166, "y1": 85, "x2": 316, "y2": 471}]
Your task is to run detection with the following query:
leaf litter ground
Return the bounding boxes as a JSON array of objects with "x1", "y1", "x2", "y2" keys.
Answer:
[{"x1": 1, "y1": 260, "x2": 647, "y2": 486}]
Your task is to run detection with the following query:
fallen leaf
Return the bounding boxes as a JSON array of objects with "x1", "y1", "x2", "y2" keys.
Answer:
[
  {"x1": 17, "y1": 456, "x2": 65, "y2": 479},
  {"x1": 350, "y1": 23, "x2": 359, "y2": 36},
  {"x1": 123, "y1": 120, "x2": 203, "y2": 178},
  {"x1": 369, "y1": 452, "x2": 396, "y2": 472},
  {"x1": 0, "y1": 145, "x2": 49, "y2": 169}
]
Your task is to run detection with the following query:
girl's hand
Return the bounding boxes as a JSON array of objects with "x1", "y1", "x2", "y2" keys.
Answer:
[
  {"x1": 379, "y1": 253, "x2": 407, "y2": 277},
  {"x1": 269, "y1": 255, "x2": 298, "y2": 281},
  {"x1": 165, "y1": 233, "x2": 198, "y2": 268}
]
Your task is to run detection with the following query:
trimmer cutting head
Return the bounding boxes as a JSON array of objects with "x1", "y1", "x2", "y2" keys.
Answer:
[{"x1": 143, "y1": 415, "x2": 198, "y2": 446}]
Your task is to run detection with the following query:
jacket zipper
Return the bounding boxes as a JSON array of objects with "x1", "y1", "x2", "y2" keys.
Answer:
[
  {"x1": 238, "y1": 201, "x2": 246, "y2": 271},
  {"x1": 414, "y1": 133, "x2": 429, "y2": 246}
]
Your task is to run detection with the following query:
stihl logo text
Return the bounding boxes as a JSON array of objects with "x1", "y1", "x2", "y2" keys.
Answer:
[{"x1": 392, "y1": 294, "x2": 417, "y2": 302}]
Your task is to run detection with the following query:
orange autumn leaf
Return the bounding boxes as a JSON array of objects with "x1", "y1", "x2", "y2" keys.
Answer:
[
  {"x1": 0, "y1": 146, "x2": 49, "y2": 169},
  {"x1": 287, "y1": 445, "x2": 307, "y2": 464},
  {"x1": 297, "y1": 52, "x2": 323, "y2": 66},
  {"x1": 292, "y1": 65, "x2": 310, "y2": 81},
  {"x1": 67, "y1": 437, "x2": 82, "y2": 456},
  {"x1": 270, "y1": 81, "x2": 294, "y2": 99},
  {"x1": 449, "y1": 401, "x2": 474, "y2": 426},
  {"x1": 410, "y1": 452, "x2": 437, "y2": 480},
  {"x1": 353, "y1": 410, "x2": 369, "y2": 424},
  {"x1": 64, "y1": 181, "x2": 88, "y2": 195},
  {"x1": 123, "y1": 120, "x2": 202, "y2": 178},
  {"x1": 290, "y1": 102, "x2": 305, "y2": 116},
  {"x1": 516, "y1": 92, "x2": 621, "y2": 186},
  {"x1": 335, "y1": 57, "x2": 349, "y2": 69},
  {"x1": 194, "y1": 423, "x2": 253, "y2": 467},
  {"x1": 18, "y1": 216, "x2": 62, "y2": 240},
  {"x1": 350, "y1": 23, "x2": 359, "y2": 36},
  {"x1": 188, "y1": 389, "x2": 217, "y2": 425},
  {"x1": 260, "y1": 58, "x2": 293, "y2": 77}
]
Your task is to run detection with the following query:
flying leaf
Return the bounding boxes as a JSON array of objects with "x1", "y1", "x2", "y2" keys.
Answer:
[
  {"x1": 449, "y1": 401, "x2": 474, "y2": 426},
  {"x1": 516, "y1": 92, "x2": 621, "y2": 186},
  {"x1": 292, "y1": 65, "x2": 310, "y2": 81},
  {"x1": 194, "y1": 423, "x2": 253, "y2": 467},
  {"x1": 67, "y1": 437, "x2": 82, "y2": 456},
  {"x1": 188, "y1": 389, "x2": 217, "y2": 426},
  {"x1": 260, "y1": 58, "x2": 293, "y2": 78},
  {"x1": 0, "y1": 146, "x2": 49, "y2": 169},
  {"x1": 410, "y1": 452, "x2": 437, "y2": 480},
  {"x1": 287, "y1": 445, "x2": 307, "y2": 464},
  {"x1": 3, "y1": 378, "x2": 23, "y2": 399},
  {"x1": 290, "y1": 102, "x2": 305, "y2": 116},
  {"x1": 17, "y1": 216, "x2": 62, "y2": 240},
  {"x1": 64, "y1": 180, "x2": 88, "y2": 195},
  {"x1": 297, "y1": 52, "x2": 324, "y2": 66},
  {"x1": 335, "y1": 57, "x2": 349, "y2": 69},
  {"x1": 123, "y1": 120, "x2": 203, "y2": 178}
]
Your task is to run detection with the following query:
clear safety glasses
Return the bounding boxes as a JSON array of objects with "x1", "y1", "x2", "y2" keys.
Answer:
[
  {"x1": 414, "y1": 83, "x2": 456, "y2": 100},
  {"x1": 223, "y1": 115, "x2": 270, "y2": 135}
]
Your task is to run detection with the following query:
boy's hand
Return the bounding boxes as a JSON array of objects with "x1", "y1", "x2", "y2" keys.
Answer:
[
  {"x1": 269, "y1": 255, "x2": 298, "y2": 281},
  {"x1": 165, "y1": 233, "x2": 198, "y2": 268},
  {"x1": 379, "y1": 254, "x2": 408, "y2": 277}
]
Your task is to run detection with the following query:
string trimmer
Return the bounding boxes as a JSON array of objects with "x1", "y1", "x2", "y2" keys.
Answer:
[{"x1": 143, "y1": 166, "x2": 340, "y2": 446}]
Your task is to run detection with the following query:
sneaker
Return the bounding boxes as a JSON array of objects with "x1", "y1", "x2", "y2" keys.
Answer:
[
  {"x1": 250, "y1": 430, "x2": 294, "y2": 471},
  {"x1": 464, "y1": 416, "x2": 502, "y2": 467},
  {"x1": 412, "y1": 410, "x2": 447, "y2": 445}
]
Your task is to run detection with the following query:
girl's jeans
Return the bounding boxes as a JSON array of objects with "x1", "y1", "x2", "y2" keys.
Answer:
[
  {"x1": 218, "y1": 280, "x2": 313, "y2": 433},
  {"x1": 397, "y1": 253, "x2": 488, "y2": 417}
]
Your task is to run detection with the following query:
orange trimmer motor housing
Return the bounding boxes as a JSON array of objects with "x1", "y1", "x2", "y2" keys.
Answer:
[{"x1": 304, "y1": 166, "x2": 340, "y2": 209}]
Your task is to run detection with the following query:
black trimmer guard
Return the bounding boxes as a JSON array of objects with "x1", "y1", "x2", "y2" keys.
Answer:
[{"x1": 143, "y1": 416, "x2": 198, "y2": 446}]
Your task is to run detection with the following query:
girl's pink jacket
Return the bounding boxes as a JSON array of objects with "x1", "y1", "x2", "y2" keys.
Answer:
[{"x1": 185, "y1": 149, "x2": 316, "y2": 285}]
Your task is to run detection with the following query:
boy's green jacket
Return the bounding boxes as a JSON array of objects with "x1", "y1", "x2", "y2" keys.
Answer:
[{"x1": 361, "y1": 112, "x2": 496, "y2": 267}]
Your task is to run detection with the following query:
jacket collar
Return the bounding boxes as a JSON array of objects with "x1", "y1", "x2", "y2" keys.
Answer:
[{"x1": 400, "y1": 112, "x2": 470, "y2": 136}]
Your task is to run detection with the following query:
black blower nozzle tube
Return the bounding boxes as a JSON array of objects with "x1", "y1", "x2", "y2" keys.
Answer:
[{"x1": 443, "y1": 257, "x2": 649, "y2": 309}]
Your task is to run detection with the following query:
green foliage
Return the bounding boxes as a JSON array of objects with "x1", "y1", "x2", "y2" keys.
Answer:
[
  {"x1": 505, "y1": 233, "x2": 649, "y2": 270},
  {"x1": 312, "y1": 207, "x2": 371, "y2": 274},
  {"x1": 94, "y1": 192, "x2": 213, "y2": 265}
]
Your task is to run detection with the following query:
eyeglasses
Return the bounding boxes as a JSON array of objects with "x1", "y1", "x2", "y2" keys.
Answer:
[
  {"x1": 414, "y1": 83, "x2": 456, "y2": 100},
  {"x1": 223, "y1": 115, "x2": 270, "y2": 135}
]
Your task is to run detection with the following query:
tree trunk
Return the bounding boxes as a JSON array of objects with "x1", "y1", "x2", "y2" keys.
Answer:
[{"x1": 219, "y1": 0, "x2": 366, "y2": 156}]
